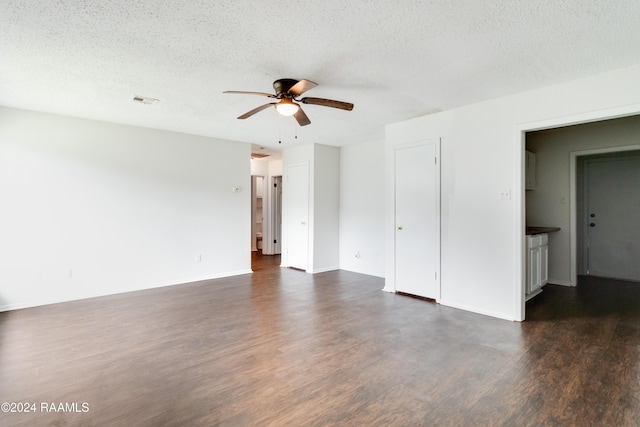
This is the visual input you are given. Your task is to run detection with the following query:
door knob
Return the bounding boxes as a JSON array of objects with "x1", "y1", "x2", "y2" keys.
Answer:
[
  {"x1": 590, "y1": 223, "x2": 596, "y2": 227},
  {"x1": 396, "y1": 226, "x2": 403, "y2": 231}
]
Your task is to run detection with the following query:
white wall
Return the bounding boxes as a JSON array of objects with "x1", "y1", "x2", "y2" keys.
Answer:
[
  {"x1": 282, "y1": 143, "x2": 340, "y2": 273},
  {"x1": 339, "y1": 139, "x2": 385, "y2": 277},
  {"x1": 526, "y1": 115, "x2": 640, "y2": 285},
  {"x1": 250, "y1": 158, "x2": 268, "y2": 176},
  {"x1": 0, "y1": 107, "x2": 251, "y2": 311},
  {"x1": 386, "y1": 64, "x2": 640, "y2": 321},
  {"x1": 269, "y1": 159, "x2": 282, "y2": 176},
  {"x1": 312, "y1": 144, "x2": 340, "y2": 273}
]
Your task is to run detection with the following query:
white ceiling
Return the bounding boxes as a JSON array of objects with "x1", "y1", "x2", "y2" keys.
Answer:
[{"x1": 2, "y1": 1, "x2": 640, "y2": 151}]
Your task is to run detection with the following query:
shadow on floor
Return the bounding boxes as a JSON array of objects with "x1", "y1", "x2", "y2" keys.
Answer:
[{"x1": 526, "y1": 275, "x2": 640, "y2": 321}]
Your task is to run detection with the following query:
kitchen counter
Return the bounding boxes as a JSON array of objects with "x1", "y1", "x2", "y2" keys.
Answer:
[{"x1": 526, "y1": 226, "x2": 560, "y2": 235}]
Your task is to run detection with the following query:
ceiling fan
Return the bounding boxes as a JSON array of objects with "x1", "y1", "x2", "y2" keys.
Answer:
[{"x1": 223, "y1": 78, "x2": 354, "y2": 126}]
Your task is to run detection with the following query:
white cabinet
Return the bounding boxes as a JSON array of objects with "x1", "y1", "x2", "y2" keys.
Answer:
[
  {"x1": 526, "y1": 233, "x2": 548, "y2": 300},
  {"x1": 525, "y1": 150, "x2": 536, "y2": 190},
  {"x1": 540, "y1": 244, "x2": 548, "y2": 285}
]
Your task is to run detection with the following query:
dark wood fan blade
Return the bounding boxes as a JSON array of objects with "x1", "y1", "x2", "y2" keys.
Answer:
[
  {"x1": 300, "y1": 97, "x2": 354, "y2": 111},
  {"x1": 238, "y1": 103, "x2": 275, "y2": 119},
  {"x1": 294, "y1": 107, "x2": 311, "y2": 126},
  {"x1": 288, "y1": 79, "x2": 318, "y2": 97},
  {"x1": 224, "y1": 91, "x2": 276, "y2": 98}
]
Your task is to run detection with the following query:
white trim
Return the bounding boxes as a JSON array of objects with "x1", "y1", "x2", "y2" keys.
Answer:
[
  {"x1": 514, "y1": 129, "x2": 526, "y2": 322},
  {"x1": 439, "y1": 299, "x2": 517, "y2": 322},
  {"x1": 519, "y1": 103, "x2": 640, "y2": 132},
  {"x1": 310, "y1": 266, "x2": 340, "y2": 274},
  {"x1": 548, "y1": 279, "x2": 573, "y2": 287}
]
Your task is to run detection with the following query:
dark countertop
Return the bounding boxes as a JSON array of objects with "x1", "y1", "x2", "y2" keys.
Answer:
[{"x1": 526, "y1": 226, "x2": 561, "y2": 235}]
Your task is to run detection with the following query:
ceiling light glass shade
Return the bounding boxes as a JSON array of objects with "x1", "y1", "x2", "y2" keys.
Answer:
[{"x1": 275, "y1": 99, "x2": 300, "y2": 116}]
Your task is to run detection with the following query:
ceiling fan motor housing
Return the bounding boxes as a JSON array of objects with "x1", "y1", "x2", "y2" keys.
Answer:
[{"x1": 273, "y1": 79, "x2": 299, "y2": 97}]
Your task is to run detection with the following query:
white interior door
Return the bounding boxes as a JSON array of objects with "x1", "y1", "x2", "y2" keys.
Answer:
[
  {"x1": 285, "y1": 163, "x2": 309, "y2": 270},
  {"x1": 394, "y1": 141, "x2": 440, "y2": 299},
  {"x1": 586, "y1": 155, "x2": 640, "y2": 281}
]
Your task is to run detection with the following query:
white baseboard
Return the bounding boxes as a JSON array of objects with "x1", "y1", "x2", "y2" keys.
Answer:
[
  {"x1": 310, "y1": 266, "x2": 340, "y2": 274},
  {"x1": 438, "y1": 299, "x2": 517, "y2": 322},
  {"x1": 547, "y1": 278, "x2": 574, "y2": 287}
]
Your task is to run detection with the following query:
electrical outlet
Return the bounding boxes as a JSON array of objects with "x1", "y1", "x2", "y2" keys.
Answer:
[{"x1": 499, "y1": 189, "x2": 511, "y2": 200}]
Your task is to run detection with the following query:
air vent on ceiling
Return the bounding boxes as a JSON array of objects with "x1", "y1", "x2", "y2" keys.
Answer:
[{"x1": 132, "y1": 95, "x2": 159, "y2": 105}]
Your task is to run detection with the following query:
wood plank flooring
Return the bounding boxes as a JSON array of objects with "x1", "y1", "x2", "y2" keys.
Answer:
[{"x1": 2, "y1": 255, "x2": 640, "y2": 426}]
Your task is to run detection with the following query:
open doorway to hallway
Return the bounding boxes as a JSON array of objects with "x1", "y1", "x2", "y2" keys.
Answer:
[
  {"x1": 250, "y1": 174, "x2": 283, "y2": 271},
  {"x1": 524, "y1": 114, "x2": 640, "y2": 317},
  {"x1": 576, "y1": 150, "x2": 640, "y2": 282}
]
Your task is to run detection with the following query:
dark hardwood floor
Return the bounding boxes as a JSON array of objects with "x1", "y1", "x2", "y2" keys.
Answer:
[{"x1": 2, "y1": 255, "x2": 640, "y2": 426}]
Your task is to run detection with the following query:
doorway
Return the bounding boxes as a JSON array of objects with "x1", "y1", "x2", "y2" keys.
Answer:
[
  {"x1": 520, "y1": 111, "x2": 640, "y2": 321},
  {"x1": 577, "y1": 151, "x2": 640, "y2": 282},
  {"x1": 251, "y1": 175, "x2": 264, "y2": 252},
  {"x1": 271, "y1": 175, "x2": 282, "y2": 255}
]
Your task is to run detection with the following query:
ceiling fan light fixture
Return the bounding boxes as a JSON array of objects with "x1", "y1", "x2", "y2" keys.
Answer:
[{"x1": 275, "y1": 99, "x2": 299, "y2": 116}]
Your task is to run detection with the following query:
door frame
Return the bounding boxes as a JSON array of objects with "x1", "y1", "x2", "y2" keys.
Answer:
[
  {"x1": 570, "y1": 145, "x2": 640, "y2": 282},
  {"x1": 269, "y1": 175, "x2": 283, "y2": 255},
  {"x1": 515, "y1": 103, "x2": 640, "y2": 321}
]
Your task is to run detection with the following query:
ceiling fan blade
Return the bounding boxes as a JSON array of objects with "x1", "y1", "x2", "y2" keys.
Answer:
[
  {"x1": 300, "y1": 97, "x2": 354, "y2": 111},
  {"x1": 224, "y1": 91, "x2": 276, "y2": 98},
  {"x1": 237, "y1": 103, "x2": 275, "y2": 119},
  {"x1": 288, "y1": 79, "x2": 318, "y2": 97},
  {"x1": 294, "y1": 107, "x2": 311, "y2": 126}
]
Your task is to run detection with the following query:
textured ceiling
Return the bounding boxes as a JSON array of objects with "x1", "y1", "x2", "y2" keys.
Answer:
[{"x1": 2, "y1": 1, "x2": 640, "y2": 150}]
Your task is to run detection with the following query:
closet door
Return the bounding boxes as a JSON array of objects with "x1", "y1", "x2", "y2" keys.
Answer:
[
  {"x1": 285, "y1": 162, "x2": 309, "y2": 270},
  {"x1": 394, "y1": 141, "x2": 440, "y2": 299}
]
